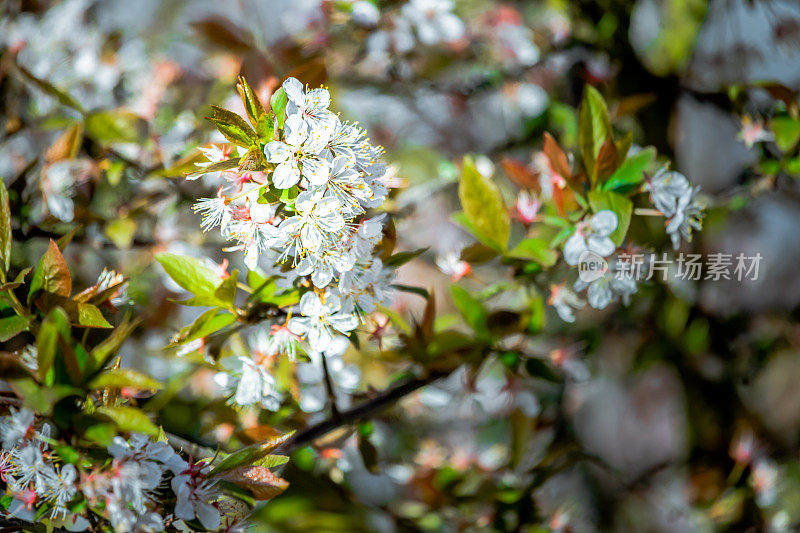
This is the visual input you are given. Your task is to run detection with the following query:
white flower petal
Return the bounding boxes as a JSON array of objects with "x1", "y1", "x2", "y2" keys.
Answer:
[
  {"x1": 282, "y1": 77, "x2": 306, "y2": 106},
  {"x1": 563, "y1": 233, "x2": 587, "y2": 265},
  {"x1": 587, "y1": 235, "x2": 616, "y2": 257},
  {"x1": 264, "y1": 141, "x2": 291, "y2": 163},
  {"x1": 590, "y1": 210, "x2": 618, "y2": 236},
  {"x1": 272, "y1": 160, "x2": 300, "y2": 189}
]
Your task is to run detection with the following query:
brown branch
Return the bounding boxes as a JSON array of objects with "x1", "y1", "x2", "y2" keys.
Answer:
[
  {"x1": 276, "y1": 368, "x2": 450, "y2": 454},
  {"x1": 320, "y1": 354, "x2": 340, "y2": 420}
]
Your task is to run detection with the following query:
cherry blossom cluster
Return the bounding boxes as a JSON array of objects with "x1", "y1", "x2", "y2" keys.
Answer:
[
  {"x1": 347, "y1": 0, "x2": 464, "y2": 70},
  {"x1": 0, "y1": 408, "x2": 226, "y2": 532},
  {"x1": 548, "y1": 165, "x2": 705, "y2": 322},
  {"x1": 191, "y1": 77, "x2": 398, "y2": 408},
  {"x1": 644, "y1": 168, "x2": 705, "y2": 250}
]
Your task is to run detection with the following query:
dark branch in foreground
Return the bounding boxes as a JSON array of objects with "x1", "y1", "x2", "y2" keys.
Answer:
[{"x1": 276, "y1": 369, "x2": 450, "y2": 455}]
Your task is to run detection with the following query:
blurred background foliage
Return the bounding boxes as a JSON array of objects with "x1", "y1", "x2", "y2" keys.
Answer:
[{"x1": 2, "y1": 0, "x2": 800, "y2": 531}]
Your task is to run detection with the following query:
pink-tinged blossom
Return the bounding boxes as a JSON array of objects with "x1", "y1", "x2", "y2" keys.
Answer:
[
  {"x1": 548, "y1": 283, "x2": 584, "y2": 323},
  {"x1": 436, "y1": 252, "x2": 472, "y2": 282},
  {"x1": 513, "y1": 190, "x2": 540, "y2": 224},
  {"x1": 738, "y1": 116, "x2": 774, "y2": 148}
]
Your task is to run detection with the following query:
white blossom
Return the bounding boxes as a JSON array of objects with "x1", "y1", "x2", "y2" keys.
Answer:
[
  {"x1": 351, "y1": 1, "x2": 381, "y2": 27},
  {"x1": 275, "y1": 191, "x2": 345, "y2": 261},
  {"x1": 573, "y1": 258, "x2": 638, "y2": 310},
  {"x1": 548, "y1": 284, "x2": 585, "y2": 323},
  {"x1": 289, "y1": 291, "x2": 359, "y2": 352},
  {"x1": 282, "y1": 77, "x2": 337, "y2": 146},
  {"x1": 563, "y1": 210, "x2": 618, "y2": 265},
  {"x1": 192, "y1": 193, "x2": 231, "y2": 234},
  {"x1": 264, "y1": 131, "x2": 330, "y2": 190},
  {"x1": 233, "y1": 356, "x2": 282, "y2": 410},
  {"x1": 0, "y1": 407, "x2": 36, "y2": 449},
  {"x1": 665, "y1": 187, "x2": 705, "y2": 250},
  {"x1": 171, "y1": 463, "x2": 221, "y2": 531},
  {"x1": 40, "y1": 464, "x2": 78, "y2": 518},
  {"x1": 401, "y1": 0, "x2": 465, "y2": 46}
]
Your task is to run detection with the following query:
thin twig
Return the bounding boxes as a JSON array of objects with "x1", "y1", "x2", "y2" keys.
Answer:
[
  {"x1": 276, "y1": 369, "x2": 450, "y2": 454},
  {"x1": 165, "y1": 432, "x2": 217, "y2": 459},
  {"x1": 320, "y1": 354, "x2": 340, "y2": 420}
]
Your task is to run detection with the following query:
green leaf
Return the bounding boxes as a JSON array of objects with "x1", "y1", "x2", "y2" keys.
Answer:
[
  {"x1": 602, "y1": 147, "x2": 656, "y2": 192},
  {"x1": 246, "y1": 271, "x2": 301, "y2": 307},
  {"x1": 187, "y1": 157, "x2": 241, "y2": 178},
  {"x1": 252, "y1": 454, "x2": 290, "y2": 469},
  {"x1": 270, "y1": 88, "x2": 288, "y2": 130},
  {"x1": 507, "y1": 238, "x2": 558, "y2": 267},
  {"x1": 104, "y1": 217, "x2": 137, "y2": 249},
  {"x1": 83, "y1": 422, "x2": 116, "y2": 447},
  {"x1": 85, "y1": 110, "x2": 147, "y2": 144},
  {"x1": 53, "y1": 443, "x2": 81, "y2": 465},
  {"x1": 96, "y1": 406, "x2": 159, "y2": 436},
  {"x1": 375, "y1": 304, "x2": 411, "y2": 335},
  {"x1": 76, "y1": 303, "x2": 112, "y2": 328},
  {"x1": 89, "y1": 314, "x2": 139, "y2": 373},
  {"x1": 450, "y1": 285, "x2": 489, "y2": 341},
  {"x1": 29, "y1": 239, "x2": 72, "y2": 302},
  {"x1": 391, "y1": 284, "x2": 429, "y2": 299},
  {"x1": 426, "y1": 329, "x2": 476, "y2": 358},
  {"x1": 771, "y1": 116, "x2": 800, "y2": 152},
  {"x1": 8, "y1": 379, "x2": 80, "y2": 415},
  {"x1": 451, "y1": 212, "x2": 504, "y2": 253},
  {"x1": 457, "y1": 156, "x2": 510, "y2": 250},
  {"x1": 37, "y1": 307, "x2": 70, "y2": 382},
  {"x1": 15, "y1": 64, "x2": 86, "y2": 113},
  {"x1": 384, "y1": 247, "x2": 428, "y2": 267},
  {"x1": 588, "y1": 190, "x2": 633, "y2": 245},
  {"x1": 209, "y1": 105, "x2": 259, "y2": 147},
  {"x1": 255, "y1": 113, "x2": 275, "y2": 142},
  {"x1": 0, "y1": 315, "x2": 29, "y2": 342},
  {"x1": 214, "y1": 270, "x2": 239, "y2": 308},
  {"x1": 237, "y1": 76, "x2": 265, "y2": 124},
  {"x1": 459, "y1": 242, "x2": 498, "y2": 264},
  {"x1": 89, "y1": 369, "x2": 163, "y2": 390},
  {"x1": 0, "y1": 181, "x2": 11, "y2": 274},
  {"x1": 260, "y1": 184, "x2": 299, "y2": 206},
  {"x1": 210, "y1": 432, "x2": 295, "y2": 476},
  {"x1": 525, "y1": 357, "x2": 561, "y2": 383},
  {"x1": 358, "y1": 436, "x2": 380, "y2": 474},
  {"x1": 156, "y1": 253, "x2": 226, "y2": 305},
  {"x1": 579, "y1": 85, "x2": 612, "y2": 180},
  {"x1": 167, "y1": 308, "x2": 236, "y2": 347}
]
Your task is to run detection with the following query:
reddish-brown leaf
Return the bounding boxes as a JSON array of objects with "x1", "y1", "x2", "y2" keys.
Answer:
[
  {"x1": 45, "y1": 123, "x2": 83, "y2": 163},
  {"x1": 500, "y1": 157, "x2": 540, "y2": 191},
  {"x1": 420, "y1": 289, "x2": 436, "y2": 342},
  {"x1": 594, "y1": 137, "x2": 619, "y2": 183},
  {"x1": 218, "y1": 466, "x2": 289, "y2": 501},
  {"x1": 543, "y1": 132, "x2": 571, "y2": 181},
  {"x1": 36, "y1": 240, "x2": 72, "y2": 298}
]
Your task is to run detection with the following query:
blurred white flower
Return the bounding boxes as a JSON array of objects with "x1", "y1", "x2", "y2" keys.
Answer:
[
  {"x1": 401, "y1": 0, "x2": 465, "y2": 45},
  {"x1": 0, "y1": 407, "x2": 35, "y2": 449},
  {"x1": 233, "y1": 356, "x2": 282, "y2": 411},
  {"x1": 563, "y1": 210, "x2": 618, "y2": 265},
  {"x1": 548, "y1": 284, "x2": 585, "y2": 322},
  {"x1": 171, "y1": 462, "x2": 220, "y2": 531},
  {"x1": 351, "y1": 1, "x2": 381, "y2": 27},
  {"x1": 738, "y1": 116, "x2": 774, "y2": 148}
]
